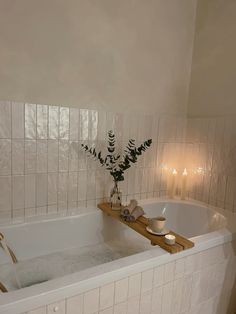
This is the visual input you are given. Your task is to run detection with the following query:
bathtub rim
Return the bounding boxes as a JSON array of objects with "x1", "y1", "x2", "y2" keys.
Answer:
[{"x1": 0, "y1": 197, "x2": 229, "y2": 228}]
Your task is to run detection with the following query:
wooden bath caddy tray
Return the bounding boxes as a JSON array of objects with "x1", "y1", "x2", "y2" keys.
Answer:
[{"x1": 98, "y1": 203, "x2": 194, "y2": 254}]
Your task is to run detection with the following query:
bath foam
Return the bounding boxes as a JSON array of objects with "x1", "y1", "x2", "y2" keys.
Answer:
[{"x1": 0, "y1": 236, "x2": 151, "y2": 291}]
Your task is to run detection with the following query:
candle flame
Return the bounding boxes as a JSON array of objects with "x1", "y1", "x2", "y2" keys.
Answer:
[
  {"x1": 183, "y1": 168, "x2": 188, "y2": 176},
  {"x1": 172, "y1": 169, "x2": 177, "y2": 175}
]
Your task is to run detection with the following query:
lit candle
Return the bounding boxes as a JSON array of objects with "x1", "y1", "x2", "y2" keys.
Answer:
[
  {"x1": 181, "y1": 168, "x2": 188, "y2": 200},
  {"x1": 170, "y1": 169, "x2": 177, "y2": 198}
]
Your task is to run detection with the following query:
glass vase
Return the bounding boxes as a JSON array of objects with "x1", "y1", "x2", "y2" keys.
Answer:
[{"x1": 110, "y1": 181, "x2": 122, "y2": 210}]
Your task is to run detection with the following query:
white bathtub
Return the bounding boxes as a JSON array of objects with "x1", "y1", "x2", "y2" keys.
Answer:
[{"x1": 0, "y1": 199, "x2": 233, "y2": 314}]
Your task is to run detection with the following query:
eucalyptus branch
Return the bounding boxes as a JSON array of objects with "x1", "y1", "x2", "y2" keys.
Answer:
[{"x1": 81, "y1": 131, "x2": 152, "y2": 182}]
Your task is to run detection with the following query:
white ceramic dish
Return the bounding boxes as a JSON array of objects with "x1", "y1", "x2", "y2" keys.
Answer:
[{"x1": 146, "y1": 225, "x2": 170, "y2": 235}]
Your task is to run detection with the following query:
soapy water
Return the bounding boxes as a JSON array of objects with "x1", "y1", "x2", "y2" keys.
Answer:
[{"x1": 0, "y1": 235, "x2": 153, "y2": 291}]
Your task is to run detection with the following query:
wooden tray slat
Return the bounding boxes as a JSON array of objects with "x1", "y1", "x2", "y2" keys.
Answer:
[{"x1": 98, "y1": 203, "x2": 194, "y2": 254}]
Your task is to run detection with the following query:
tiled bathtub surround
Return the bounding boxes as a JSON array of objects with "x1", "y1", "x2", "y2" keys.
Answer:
[
  {"x1": 23, "y1": 242, "x2": 236, "y2": 314},
  {"x1": 0, "y1": 101, "x2": 185, "y2": 223},
  {"x1": 184, "y1": 117, "x2": 236, "y2": 213}
]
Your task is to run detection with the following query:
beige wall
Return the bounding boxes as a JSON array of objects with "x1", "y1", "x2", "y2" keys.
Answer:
[
  {"x1": 0, "y1": 0, "x2": 196, "y2": 114},
  {"x1": 188, "y1": 0, "x2": 236, "y2": 117}
]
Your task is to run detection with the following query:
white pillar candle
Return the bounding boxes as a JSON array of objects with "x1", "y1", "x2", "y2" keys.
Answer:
[
  {"x1": 170, "y1": 169, "x2": 177, "y2": 198},
  {"x1": 181, "y1": 168, "x2": 188, "y2": 200}
]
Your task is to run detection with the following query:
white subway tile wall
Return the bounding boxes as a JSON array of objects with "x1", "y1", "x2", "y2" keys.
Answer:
[
  {"x1": 23, "y1": 242, "x2": 236, "y2": 314},
  {"x1": 185, "y1": 117, "x2": 236, "y2": 212},
  {"x1": 1, "y1": 101, "x2": 235, "y2": 219},
  {"x1": 0, "y1": 101, "x2": 186, "y2": 223}
]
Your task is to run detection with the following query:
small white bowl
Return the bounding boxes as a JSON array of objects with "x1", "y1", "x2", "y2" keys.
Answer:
[{"x1": 164, "y1": 234, "x2": 176, "y2": 245}]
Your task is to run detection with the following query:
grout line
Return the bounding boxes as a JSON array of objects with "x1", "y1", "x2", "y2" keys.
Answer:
[
  {"x1": 10, "y1": 101, "x2": 13, "y2": 220},
  {"x1": 35, "y1": 104, "x2": 38, "y2": 215},
  {"x1": 66, "y1": 106, "x2": 70, "y2": 215},
  {"x1": 46, "y1": 105, "x2": 49, "y2": 214},
  {"x1": 23, "y1": 103, "x2": 26, "y2": 220},
  {"x1": 223, "y1": 176, "x2": 228, "y2": 211},
  {"x1": 57, "y1": 106, "x2": 60, "y2": 214}
]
